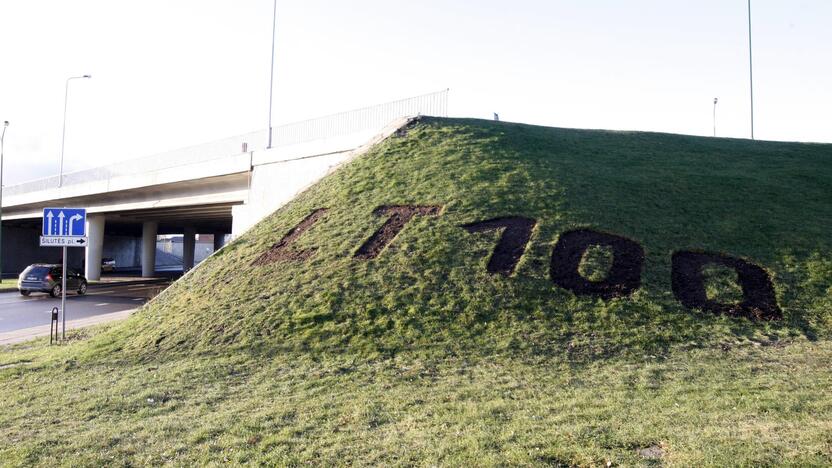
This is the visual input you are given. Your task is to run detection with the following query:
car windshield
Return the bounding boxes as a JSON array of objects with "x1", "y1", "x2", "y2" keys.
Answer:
[{"x1": 22, "y1": 266, "x2": 51, "y2": 277}]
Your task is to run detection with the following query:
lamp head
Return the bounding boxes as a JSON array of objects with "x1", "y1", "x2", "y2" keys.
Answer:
[
  {"x1": 3, "y1": 121, "x2": 8, "y2": 127},
  {"x1": 83, "y1": 74, "x2": 91, "y2": 78}
]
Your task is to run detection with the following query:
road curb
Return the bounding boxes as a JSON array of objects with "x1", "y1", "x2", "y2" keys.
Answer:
[
  {"x1": 0, "y1": 309, "x2": 137, "y2": 346},
  {"x1": 0, "y1": 277, "x2": 170, "y2": 294},
  {"x1": 89, "y1": 278, "x2": 170, "y2": 289}
]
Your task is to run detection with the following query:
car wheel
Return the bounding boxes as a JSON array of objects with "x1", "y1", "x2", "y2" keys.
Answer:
[
  {"x1": 78, "y1": 282, "x2": 87, "y2": 295},
  {"x1": 50, "y1": 284, "x2": 62, "y2": 298},
  {"x1": 19, "y1": 290, "x2": 31, "y2": 297}
]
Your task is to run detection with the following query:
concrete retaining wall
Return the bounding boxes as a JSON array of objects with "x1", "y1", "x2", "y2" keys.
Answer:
[
  {"x1": 1, "y1": 225, "x2": 83, "y2": 277},
  {"x1": 102, "y1": 235, "x2": 142, "y2": 269},
  {"x1": 231, "y1": 118, "x2": 409, "y2": 237}
]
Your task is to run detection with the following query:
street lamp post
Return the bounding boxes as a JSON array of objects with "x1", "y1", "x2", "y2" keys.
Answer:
[
  {"x1": 747, "y1": 0, "x2": 755, "y2": 140},
  {"x1": 59, "y1": 74, "x2": 91, "y2": 187},
  {"x1": 267, "y1": 0, "x2": 277, "y2": 149},
  {"x1": 0, "y1": 121, "x2": 8, "y2": 281}
]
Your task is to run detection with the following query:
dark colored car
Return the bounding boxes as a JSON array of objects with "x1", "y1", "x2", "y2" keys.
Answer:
[{"x1": 17, "y1": 264, "x2": 88, "y2": 297}]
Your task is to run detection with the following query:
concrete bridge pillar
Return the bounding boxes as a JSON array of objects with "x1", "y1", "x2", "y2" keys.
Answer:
[
  {"x1": 213, "y1": 233, "x2": 225, "y2": 252},
  {"x1": 183, "y1": 227, "x2": 196, "y2": 272},
  {"x1": 84, "y1": 215, "x2": 106, "y2": 281},
  {"x1": 142, "y1": 221, "x2": 158, "y2": 278}
]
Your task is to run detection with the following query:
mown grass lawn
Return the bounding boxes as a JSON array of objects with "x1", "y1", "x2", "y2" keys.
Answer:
[
  {"x1": 0, "y1": 118, "x2": 830, "y2": 466},
  {"x1": 1, "y1": 327, "x2": 831, "y2": 466}
]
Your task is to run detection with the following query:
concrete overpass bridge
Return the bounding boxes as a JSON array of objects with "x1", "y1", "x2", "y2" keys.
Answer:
[{"x1": 1, "y1": 91, "x2": 447, "y2": 281}]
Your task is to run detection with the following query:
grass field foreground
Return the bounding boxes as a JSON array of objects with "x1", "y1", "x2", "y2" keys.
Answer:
[{"x1": 1, "y1": 118, "x2": 831, "y2": 465}]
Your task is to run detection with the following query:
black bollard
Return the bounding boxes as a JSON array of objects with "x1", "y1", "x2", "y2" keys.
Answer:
[{"x1": 50, "y1": 307, "x2": 59, "y2": 345}]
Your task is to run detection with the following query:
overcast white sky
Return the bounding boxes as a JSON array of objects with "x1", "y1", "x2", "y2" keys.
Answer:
[{"x1": 1, "y1": 0, "x2": 830, "y2": 185}]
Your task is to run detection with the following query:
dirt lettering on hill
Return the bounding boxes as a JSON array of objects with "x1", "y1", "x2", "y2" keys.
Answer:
[
  {"x1": 354, "y1": 205, "x2": 442, "y2": 259},
  {"x1": 252, "y1": 208, "x2": 329, "y2": 265},
  {"x1": 550, "y1": 229, "x2": 644, "y2": 299},
  {"x1": 671, "y1": 251, "x2": 782, "y2": 321},
  {"x1": 462, "y1": 217, "x2": 537, "y2": 276}
]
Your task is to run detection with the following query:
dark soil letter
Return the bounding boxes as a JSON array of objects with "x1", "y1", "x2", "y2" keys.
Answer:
[
  {"x1": 550, "y1": 229, "x2": 644, "y2": 299},
  {"x1": 251, "y1": 208, "x2": 328, "y2": 265},
  {"x1": 354, "y1": 205, "x2": 442, "y2": 259},
  {"x1": 462, "y1": 217, "x2": 536, "y2": 275},
  {"x1": 671, "y1": 251, "x2": 782, "y2": 321}
]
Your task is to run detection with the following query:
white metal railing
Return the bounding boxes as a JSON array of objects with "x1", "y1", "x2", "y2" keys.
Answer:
[{"x1": 5, "y1": 90, "x2": 449, "y2": 197}]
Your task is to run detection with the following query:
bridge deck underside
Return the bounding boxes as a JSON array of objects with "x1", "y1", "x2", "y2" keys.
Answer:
[
  {"x1": 4, "y1": 203, "x2": 235, "y2": 236},
  {"x1": 1, "y1": 172, "x2": 248, "y2": 223}
]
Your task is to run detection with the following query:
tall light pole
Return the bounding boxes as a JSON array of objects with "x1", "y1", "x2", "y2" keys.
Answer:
[
  {"x1": 59, "y1": 74, "x2": 91, "y2": 187},
  {"x1": 713, "y1": 98, "x2": 719, "y2": 137},
  {"x1": 0, "y1": 121, "x2": 8, "y2": 281},
  {"x1": 267, "y1": 0, "x2": 277, "y2": 149},
  {"x1": 747, "y1": 0, "x2": 755, "y2": 140}
]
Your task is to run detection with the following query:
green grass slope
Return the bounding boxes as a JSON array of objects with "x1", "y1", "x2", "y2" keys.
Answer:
[
  {"x1": 103, "y1": 117, "x2": 831, "y2": 358},
  {"x1": 1, "y1": 118, "x2": 831, "y2": 466}
]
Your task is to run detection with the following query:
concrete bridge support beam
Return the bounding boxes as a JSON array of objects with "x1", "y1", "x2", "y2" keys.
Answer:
[
  {"x1": 142, "y1": 221, "x2": 158, "y2": 278},
  {"x1": 183, "y1": 227, "x2": 196, "y2": 272},
  {"x1": 84, "y1": 215, "x2": 106, "y2": 281},
  {"x1": 213, "y1": 233, "x2": 225, "y2": 252}
]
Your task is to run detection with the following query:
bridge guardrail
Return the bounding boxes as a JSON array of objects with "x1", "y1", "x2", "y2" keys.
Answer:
[{"x1": 5, "y1": 90, "x2": 449, "y2": 197}]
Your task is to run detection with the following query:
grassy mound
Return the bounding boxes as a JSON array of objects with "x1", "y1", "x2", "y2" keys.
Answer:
[
  {"x1": 2, "y1": 118, "x2": 831, "y2": 466},
  {"x1": 99, "y1": 117, "x2": 831, "y2": 359}
]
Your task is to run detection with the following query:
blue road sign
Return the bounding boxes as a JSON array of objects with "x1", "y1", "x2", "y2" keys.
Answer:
[{"x1": 42, "y1": 208, "x2": 87, "y2": 237}]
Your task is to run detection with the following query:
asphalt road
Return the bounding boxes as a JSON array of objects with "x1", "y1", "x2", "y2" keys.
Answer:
[{"x1": 0, "y1": 282, "x2": 168, "y2": 333}]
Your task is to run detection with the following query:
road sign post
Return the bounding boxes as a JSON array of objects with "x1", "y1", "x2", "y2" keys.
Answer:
[
  {"x1": 62, "y1": 248, "x2": 67, "y2": 340},
  {"x1": 41, "y1": 208, "x2": 87, "y2": 342}
]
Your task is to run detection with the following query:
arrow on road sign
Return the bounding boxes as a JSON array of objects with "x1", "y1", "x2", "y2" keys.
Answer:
[
  {"x1": 57, "y1": 211, "x2": 65, "y2": 235},
  {"x1": 46, "y1": 211, "x2": 54, "y2": 235},
  {"x1": 69, "y1": 214, "x2": 83, "y2": 236}
]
